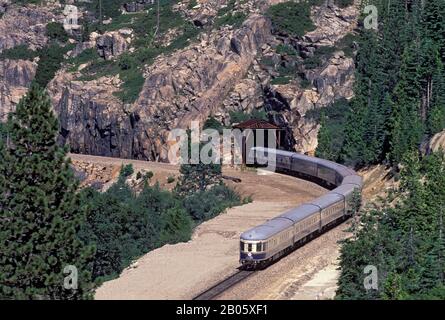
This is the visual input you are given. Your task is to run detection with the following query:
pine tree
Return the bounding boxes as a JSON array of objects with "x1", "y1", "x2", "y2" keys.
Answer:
[
  {"x1": 174, "y1": 130, "x2": 222, "y2": 197},
  {"x1": 422, "y1": 0, "x2": 445, "y2": 61},
  {"x1": 389, "y1": 44, "x2": 424, "y2": 165},
  {"x1": 428, "y1": 60, "x2": 445, "y2": 134},
  {"x1": 0, "y1": 85, "x2": 94, "y2": 299}
]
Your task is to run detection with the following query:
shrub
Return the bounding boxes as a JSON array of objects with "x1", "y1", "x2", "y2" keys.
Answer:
[
  {"x1": 188, "y1": 0, "x2": 198, "y2": 9},
  {"x1": 310, "y1": 98, "x2": 351, "y2": 162},
  {"x1": 271, "y1": 76, "x2": 293, "y2": 85},
  {"x1": 46, "y1": 22, "x2": 69, "y2": 43},
  {"x1": 79, "y1": 180, "x2": 193, "y2": 282},
  {"x1": 334, "y1": 0, "x2": 354, "y2": 8},
  {"x1": 276, "y1": 44, "x2": 297, "y2": 56},
  {"x1": 145, "y1": 171, "x2": 154, "y2": 180},
  {"x1": 266, "y1": 1, "x2": 316, "y2": 37},
  {"x1": 183, "y1": 184, "x2": 242, "y2": 221},
  {"x1": 303, "y1": 46, "x2": 335, "y2": 69},
  {"x1": 33, "y1": 44, "x2": 74, "y2": 87},
  {"x1": 336, "y1": 33, "x2": 357, "y2": 57},
  {"x1": 120, "y1": 164, "x2": 134, "y2": 178},
  {"x1": 303, "y1": 55, "x2": 323, "y2": 69},
  {"x1": 167, "y1": 176, "x2": 175, "y2": 184},
  {"x1": 0, "y1": 45, "x2": 39, "y2": 61},
  {"x1": 68, "y1": 48, "x2": 99, "y2": 71},
  {"x1": 113, "y1": 69, "x2": 145, "y2": 104},
  {"x1": 203, "y1": 117, "x2": 224, "y2": 133}
]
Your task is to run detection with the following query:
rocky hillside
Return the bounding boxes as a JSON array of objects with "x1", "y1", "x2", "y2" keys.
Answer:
[{"x1": 0, "y1": 0, "x2": 359, "y2": 161}]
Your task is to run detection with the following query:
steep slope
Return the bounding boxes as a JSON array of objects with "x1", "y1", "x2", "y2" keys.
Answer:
[{"x1": 0, "y1": 0, "x2": 360, "y2": 160}]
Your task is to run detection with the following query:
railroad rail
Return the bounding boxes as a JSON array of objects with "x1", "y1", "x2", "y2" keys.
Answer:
[{"x1": 193, "y1": 270, "x2": 255, "y2": 300}]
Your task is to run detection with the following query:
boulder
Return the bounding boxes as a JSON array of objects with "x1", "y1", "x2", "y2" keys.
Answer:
[
  {"x1": 428, "y1": 130, "x2": 445, "y2": 153},
  {"x1": 96, "y1": 31, "x2": 129, "y2": 60}
]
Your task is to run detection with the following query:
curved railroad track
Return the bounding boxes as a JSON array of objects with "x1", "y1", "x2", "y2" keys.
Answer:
[
  {"x1": 193, "y1": 147, "x2": 363, "y2": 300},
  {"x1": 193, "y1": 270, "x2": 255, "y2": 300}
]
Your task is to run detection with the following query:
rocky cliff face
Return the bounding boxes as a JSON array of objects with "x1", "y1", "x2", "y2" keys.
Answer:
[
  {"x1": 47, "y1": 70, "x2": 129, "y2": 157},
  {"x1": 217, "y1": 1, "x2": 358, "y2": 154},
  {"x1": 0, "y1": 2, "x2": 62, "y2": 120},
  {"x1": 1, "y1": 0, "x2": 359, "y2": 161},
  {"x1": 48, "y1": 13, "x2": 271, "y2": 161},
  {"x1": 133, "y1": 14, "x2": 271, "y2": 160},
  {"x1": 0, "y1": 2, "x2": 58, "y2": 53},
  {"x1": 0, "y1": 59, "x2": 37, "y2": 121}
]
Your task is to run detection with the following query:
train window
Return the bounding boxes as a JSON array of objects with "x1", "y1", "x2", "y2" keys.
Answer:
[
  {"x1": 256, "y1": 243, "x2": 262, "y2": 252},
  {"x1": 240, "y1": 241, "x2": 244, "y2": 251},
  {"x1": 248, "y1": 243, "x2": 252, "y2": 252}
]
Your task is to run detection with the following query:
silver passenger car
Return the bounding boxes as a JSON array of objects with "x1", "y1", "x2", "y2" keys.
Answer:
[{"x1": 240, "y1": 147, "x2": 363, "y2": 268}]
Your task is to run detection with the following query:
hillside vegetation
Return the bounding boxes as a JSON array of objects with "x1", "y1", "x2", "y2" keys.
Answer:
[
  {"x1": 317, "y1": 0, "x2": 445, "y2": 168},
  {"x1": 331, "y1": 0, "x2": 445, "y2": 300}
]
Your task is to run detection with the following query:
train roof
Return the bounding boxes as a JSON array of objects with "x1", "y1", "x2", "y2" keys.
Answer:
[
  {"x1": 278, "y1": 204, "x2": 320, "y2": 223},
  {"x1": 240, "y1": 217, "x2": 293, "y2": 241},
  {"x1": 291, "y1": 152, "x2": 321, "y2": 164},
  {"x1": 330, "y1": 183, "x2": 361, "y2": 196},
  {"x1": 310, "y1": 193, "x2": 344, "y2": 209},
  {"x1": 341, "y1": 175, "x2": 363, "y2": 187},
  {"x1": 251, "y1": 147, "x2": 295, "y2": 158}
]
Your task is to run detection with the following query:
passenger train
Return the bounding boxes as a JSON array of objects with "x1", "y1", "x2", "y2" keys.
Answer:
[{"x1": 239, "y1": 147, "x2": 363, "y2": 268}]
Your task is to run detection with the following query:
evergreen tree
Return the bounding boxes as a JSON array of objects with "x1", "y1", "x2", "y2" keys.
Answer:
[
  {"x1": 174, "y1": 128, "x2": 223, "y2": 197},
  {"x1": 331, "y1": 0, "x2": 445, "y2": 168},
  {"x1": 337, "y1": 151, "x2": 445, "y2": 299},
  {"x1": 389, "y1": 44, "x2": 424, "y2": 165},
  {"x1": 0, "y1": 85, "x2": 94, "y2": 299},
  {"x1": 422, "y1": 0, "x2": 445, "y2": 61}
]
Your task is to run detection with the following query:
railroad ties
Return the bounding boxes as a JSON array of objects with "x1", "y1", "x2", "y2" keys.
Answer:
[{"x1": 193, "y1": 270, "x2": 255, "y2": 300}]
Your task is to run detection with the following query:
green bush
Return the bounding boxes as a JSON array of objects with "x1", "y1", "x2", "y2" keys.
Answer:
[
  {"x1": 0, "y1": 122, "x2": 6, "y2": 141},
  {"x1": 266, "y1": 1, "x2": 316, "y2": 37},
  {"x1": 46, "y1": 22, "x2": 69, "y2": 43},
  {"x1": 271, "y1": 76, "x2": 293, "y2": 85},
  {"x1": 334, "y1": 0, "x2": 353, "y2": 8},
  {"x1": 187, "y1": 0, "x2": 198, "y2": 9},
  {"x1": 33, "y1": 44, "x2": 74, "y2": 88},
  {"x1": 276, "y1": 44, "x2": 297, "y2": 56},
  {"x1": 0, "y1": 45, "x2": 39, "y2": 61},
  {"x1": 145, "y1": 171, "x2": 154, "y2": 180},
  {"x1": 79, "y1": 178, "x2": 193, "y2": 282},
  {"x1": 120, "y1": 164, "x2": 134, "y2": 178},
  {"x1": 303, "y1": 46, "x2": 336, "y2": 69},
  {"x1": 183, "y1": 184, "x2": 242, "y2": 221},
  {"x1": 203, "y1": 117, "x2": 224, "y2": 133},
  {"x1": 167, "y1": 176, "x2": 175, "y2": 184},
  {"x1": 113, "y1": 69, "x2": 145, "y2": 104},
  {"x1": 67, "y1": 48, "x2": 99, "y2": 72},
  {"x1": 303, "y1": 55, "x2": 323, "y2": 69},
  {"x1": 336, "y1": 33, "x2": 357, "y2": 57}
]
